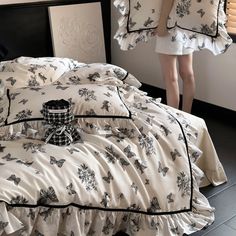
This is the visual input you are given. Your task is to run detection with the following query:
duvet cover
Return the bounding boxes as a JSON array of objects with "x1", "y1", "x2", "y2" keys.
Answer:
[{"x1": 0, "y1": 57, "x2": 227, "y2": 236}]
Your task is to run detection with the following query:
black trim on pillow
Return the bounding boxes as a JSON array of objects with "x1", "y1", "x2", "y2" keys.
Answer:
[
  {"x1": 167, "y1": 0, "x2": 220, "y2": 38},
  {"x1": 121, "y1": 72, "x2": 129, "y2": 81},
  {"x1": 4, "y1": 86, "x2": 132, "y2": 126},
  {"x1": 127, "y1": 0, "x2": 220, "y2": 38}
]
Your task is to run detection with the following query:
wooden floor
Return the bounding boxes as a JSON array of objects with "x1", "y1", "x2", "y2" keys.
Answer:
[
  {"x1": 115, "y1": 84, "x2": 236, "y2": 236},
  {"x1": 190, "y1": 105, "x2": 236, "y2": 236}
]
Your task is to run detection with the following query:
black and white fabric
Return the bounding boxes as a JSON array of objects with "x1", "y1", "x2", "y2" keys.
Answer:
[
  {"x1": 0, "y1": 58, "x2": 228, "y2": 235},
  {"x1": 42, "y1": 99, "x2": 74, "y2": 125},
  {"x1": 114, "y1": 0, "x2": 232, "y2": 55},
  {"x1": 42, "y1": 99, "x2": 81, "y2": 146}
]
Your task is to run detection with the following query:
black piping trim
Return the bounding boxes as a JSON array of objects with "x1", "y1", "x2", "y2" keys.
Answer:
[
  {"x1": 116, "y1": 86, "x2": 132, "y2": 118},
  {"x1": 0, "y1": 200, "x2": 191, "y2": 216},
  {"x1": 151, "y1": 102, "x2": 193, "y2": 211},
  {"x1": 121, "y1": 72, "x2": 129, "y2": 82},
  {"x1": 127, "y1": 0, "x2": 220, "y2": 38},
  {"x1": 4, "y1": 86, "x2": 132, "y2": 126}
]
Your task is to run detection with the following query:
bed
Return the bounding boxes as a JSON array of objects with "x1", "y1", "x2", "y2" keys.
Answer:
[{"x1": 0, "y1": 1, "x2": 227, "y2": 236}]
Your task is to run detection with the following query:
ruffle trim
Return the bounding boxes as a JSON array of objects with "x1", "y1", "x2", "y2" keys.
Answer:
[
  {"x1": 0, "y1": 176, "x2": 214, "y2": 236},
  {"x1": 114, "y1": 0, "x2": 156, "y2": 51},
  {"x1": 167, "y1": 1, "x2": 232, "y2": 56},
  {"x1": 113, "y1": 0, "x2": 232, "y2": 55}
]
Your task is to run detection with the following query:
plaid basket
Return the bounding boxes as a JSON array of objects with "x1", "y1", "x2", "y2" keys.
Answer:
[
  {"x1": 42, "y1": 99, "x2": 74, "y2": 124},
  {"x1": 42, "y1": 99, "x2": 81, "y2": 146}
]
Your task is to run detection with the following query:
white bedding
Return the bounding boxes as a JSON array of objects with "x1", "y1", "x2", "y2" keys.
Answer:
[{"x1": 0, "y1": 57, "x2": 227, "y2": 236}]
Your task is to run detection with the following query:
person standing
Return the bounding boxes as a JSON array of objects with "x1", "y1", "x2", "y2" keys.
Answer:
[{"x1": 155, "y1": 0, "x2": 195, "y2": 113}]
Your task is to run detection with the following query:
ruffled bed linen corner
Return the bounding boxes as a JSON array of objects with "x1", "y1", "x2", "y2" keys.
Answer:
[
  {"x1": 0, "y1": 178, "x2": 214, "y2": 236},
  {"x1": 113, "y1": 0, "x2": 232, "y2": 55},
  {"x1": 113, "y1": 0, "x2": 156, "y2": 51},
  {"x1": 167, "y1": 0, "x2": 232, "y2": 56},
  {"x1": 159, "y1": 103, "x2": 228, "y2": 188}
]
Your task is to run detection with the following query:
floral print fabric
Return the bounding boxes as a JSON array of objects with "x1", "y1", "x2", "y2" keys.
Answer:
[{"x1": 114, "y1": 0, "x2": 232, "y2": 55}]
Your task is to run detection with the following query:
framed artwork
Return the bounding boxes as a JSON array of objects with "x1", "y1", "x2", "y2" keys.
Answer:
[{"x1": 49, "y1": 2, "x2": 106, "y2": 63}]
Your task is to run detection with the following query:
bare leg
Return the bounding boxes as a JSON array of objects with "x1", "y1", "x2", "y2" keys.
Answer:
[
  {"x1": 178, "y1": 54, "x2": 195, "y2": 113},
  {"x1": 158, "y1": 53, "x2": 179, "y2": 109}
]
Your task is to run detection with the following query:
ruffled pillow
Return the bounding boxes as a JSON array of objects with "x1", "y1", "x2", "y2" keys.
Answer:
[
  {"x1": 55, "y1": 63, "x2": 142, "y2": 88},
  {"x1": 114, "y1": 0, "x2": 232, "y2": 55},
  {"x1": 0, "y1": 56, "x2": 82, "y2": 88}
]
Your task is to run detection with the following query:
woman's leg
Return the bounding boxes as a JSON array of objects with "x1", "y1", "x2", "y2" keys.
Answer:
[
  {"x1": 178, "y1": 53, "x2": 195, "y2": 113},
  {"x1": 158, "y1": 53, "x2": 179, "y2": 109}
]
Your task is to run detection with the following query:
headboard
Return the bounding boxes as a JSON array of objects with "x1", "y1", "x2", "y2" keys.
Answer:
[{"x1": 0, "y1": 0, "x2": 111, "y2": 62}]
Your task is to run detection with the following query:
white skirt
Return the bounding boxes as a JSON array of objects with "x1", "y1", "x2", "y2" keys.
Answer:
[{"x1": 155, "y1": 34, "x2": 194, "y2": 55}]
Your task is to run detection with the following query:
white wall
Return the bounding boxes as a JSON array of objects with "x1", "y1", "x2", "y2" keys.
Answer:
[{"x1": 111, "y1": 3, "x2": 236, "y2": 112}]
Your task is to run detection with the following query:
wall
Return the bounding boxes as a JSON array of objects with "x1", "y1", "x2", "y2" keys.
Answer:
[{"x1": 111, "y1": 3, "x2": 236, "y2": 112}]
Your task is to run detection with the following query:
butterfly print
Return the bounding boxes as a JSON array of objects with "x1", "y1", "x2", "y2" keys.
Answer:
[
  {"x1": 56, "y1": 85, "x2": 69, "y2": 90},
  {"x1": 102, "y1": 171, "x2": 113, "y2": 184},
  {"x1": 197, "y1": 8, "x2": 205, "y2": 17},
  {"x1": 117, "y1": 4, "x2": 125, "y2": 12},
  {"x1": 160, "y1": 125, "x2": 172, "y2": 136},
  {"x1": 49, "y1": 64, "x2": 58, "y2": 70},
  {"x1": 16, "y1": 160, "x2": 34, "y2": 166},
  {"x1": 19, "y1": 99, "x2": 28, "y2": 105},
  {"x1": 147, "y1": 197, "x2": 161, "y2": 212},
  {"x1": 6, "y1": 77, "x2": 16, "y2": 85},
  {"x1": 124, "y1": 145, "x2": 136, "y2": 158},
  {"x1": 101, "y1": 100, "x2": 110, "y2": 112},
  {"x1": 102, "y1": 217, "x2": 114, "y2": 235},
  {"x1": 39, "y1": 208, "x2": 53, "y2": 221},
  {"x1": 167, "y1": 193, "x2": 174, "y2": 203},
  {"x1": 87, "y1": 72, "x2": 100, "y2": 81},
  {"x1": 119, "y1": 158, "x2": 130, "y2": 168},
  {"x1": 10, "y1": 195, "x2": 28, "y2": 204},
  {"x1": 144, "y1": 17, "x2": 154, "y2": 27},
  {"x1": 158, "y1": 161, "x2": 169, "y2": 177},
  {"x1": 38, "y1": 73, "x2": 47, "y2": 83},
  {"x1": 0, "y1": 221, "x2": 8, "y2": 230},
  {"x1": 37, "y1": 186, "x2": 59, "y2": 204},
  {"x1": 50, "y1": 156, "x2": 66, "y2": 168},
  {"x1": 7, "y1": 174, "x2": 21, "y2": 185},
  {"x1": 10, "y1": 92, "x2": 21, "y2": 100},
  {"x1": 2, "y1": 153, "x2": 17, "y2": 161},
  {"x1": 134, "y1": 1, "x2": 141, "y2": 11},
  {"x1": 170, "y1": 149, "x2": 181, "y2": 161},
  {"x1": 129, "y1": 17, "x2": 137, "y2": 29},
  {"x1": 62, "y1": 208, "x2": 71, "y2": 219},
  {"x1": 67, "y1": 147, "x2": 80, "y2": 154},
  {"x1": 171, "y1": 226, "x2": 180, "y2": 235},
  {"x1": 66, "y1": 183, "x2": 77, "y2": 195},
  {"x1": 27, "y1": 209, "x2": 36, "y2": 220},
  {"x1": 150, "y1": 218, "x2": 160, "y2": 230},
  {"x1": 131, "y1": 182, "x2": 138, "y2": 194},
  {"x1": 100, "y1": 192, "x2": 110, "y2": 208},
  {"x1": 134, "y1": 159, "x2": 147, "y2": 174}
]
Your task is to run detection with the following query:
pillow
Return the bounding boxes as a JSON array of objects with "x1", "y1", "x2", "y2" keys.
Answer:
[
  {"x1": 0, "y1": 56, "x2": 82, "y2": 88},
  {"x1": 56, "y1": 63, "x2": 142, "y2": 88},
  {"x1": 114, "y1": 0, "x2": 232, "y2": 54},
  {"x1": 5, "y1": 84, "x2": 131, "y2": 126},
  {"x1": 167, "y1": 0, "x2": 220, "y2": 37}
]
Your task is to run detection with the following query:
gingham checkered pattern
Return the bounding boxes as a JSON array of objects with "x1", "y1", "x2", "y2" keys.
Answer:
[
  {"x1": 42, "y1": 99, "x2": 74, "y2": 124},
  {"x1": 42, "y1": 99, "x2": 81, "y2": 146},
  {"x1": 45, "y1": 124, "x2": 81, "y2": 146}
]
